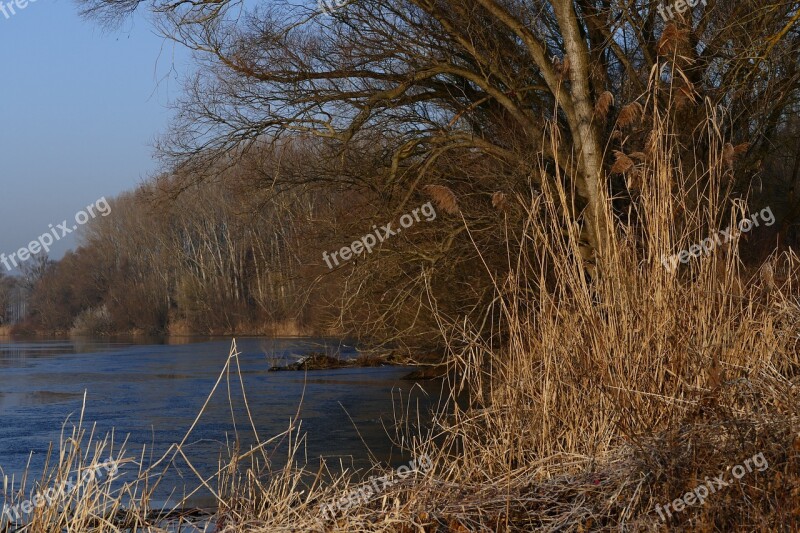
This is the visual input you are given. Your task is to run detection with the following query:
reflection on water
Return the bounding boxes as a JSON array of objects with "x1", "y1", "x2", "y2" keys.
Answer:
[{"x1": 0, "y1": 337, "x2": 439, "y2": 507}]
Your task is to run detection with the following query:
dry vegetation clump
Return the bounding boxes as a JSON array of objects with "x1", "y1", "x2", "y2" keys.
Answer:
[
  {"x1": 0, "y1": 403, "x2": 160, "y2": 533},
  {"x1": 396, "y1": 118, "x2": 800, "y2": 530}
]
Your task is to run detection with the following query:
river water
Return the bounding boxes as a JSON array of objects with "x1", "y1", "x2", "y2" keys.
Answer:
[{"x1": 0, "y1": 337, "x2": 441, "y2": 513}]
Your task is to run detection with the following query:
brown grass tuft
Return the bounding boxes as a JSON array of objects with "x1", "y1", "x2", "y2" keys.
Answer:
[
  {"x1": 657, "y1": 23, "x2": 688, "y2": 56},
  {"x1": 723, "y1": 142, "x2": 736, "y2": 169},
  {"x1": 617, "y1": 102, "x2": 643, "y2": 128},
  {"x1": 761, "y1": 261, "x2": 776, "y2": 291},
  {"x1": 491, "y1": 191, "x2": 508, "y2": 212},
  {"x1": 553, "y1": 55, "x2": 570, "y2": 79},
  {"x1": 611, "y1": 150, "x2": 635, "y2": 174},
  {"x1": 423, "y1": 184, "x2": 460, "y2": 214},
  {"x1": 734, "y1": 142, "x2": 750, "y2": 156},
  {"x1": 594, "y1": 91, "x2": 614, "y2": 120},
  {"x1": 646, "y1": 129, "x2": 659, "y2": 155}
]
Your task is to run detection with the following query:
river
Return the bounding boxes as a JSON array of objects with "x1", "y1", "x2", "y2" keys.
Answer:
[{"x1": 0, "y1": 337, "x2": 441, "y2": 513}]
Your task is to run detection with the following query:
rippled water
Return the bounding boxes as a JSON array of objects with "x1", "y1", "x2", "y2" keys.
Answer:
[{"x1": 0, "y1": 337, "x2": 440, "y2": 511}]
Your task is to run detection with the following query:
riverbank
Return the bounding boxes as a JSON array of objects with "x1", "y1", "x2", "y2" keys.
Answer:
[{"x1": 3, "y1": 337, "x2": 798, "y2": 532}]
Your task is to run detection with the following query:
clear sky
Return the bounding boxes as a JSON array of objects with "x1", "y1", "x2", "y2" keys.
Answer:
[{"x1": 0, "y1": 0, "x2": 189, "y2": 272}]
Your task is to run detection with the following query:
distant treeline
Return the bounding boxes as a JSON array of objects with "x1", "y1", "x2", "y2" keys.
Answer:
[
  {"x1": 3, "y1": 140, "x2": 516, "y2": 348},
  {"x1": 3, "y1": 128, "x2": 797, "y2": 347},
  {"x1": 4, "y1": 157, "x2": 329, "y2": 338}
]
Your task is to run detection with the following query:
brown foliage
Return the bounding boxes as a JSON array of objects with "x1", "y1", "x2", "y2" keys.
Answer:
[
  {"x1": 657, "y1": 23, "x2": 689, "y2": 56},
  {"x1": 423, "y1": 185, "x2": 460, "y2": 215},
  {"x1": 491, "y1": 191, "x2": 508, "y2": 212},
  {"x1": 611, "y1": 150, "x2": 635, "y2": 174},
  {"x1": 617, "y1": 102, "x2": 643, "y2": 129},
  {"x1": 594, "y1": 91, "x2": 614, "y2": 121}
]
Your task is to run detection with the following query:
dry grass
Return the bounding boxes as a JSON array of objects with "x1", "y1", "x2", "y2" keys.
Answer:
[
  {"x1": 0, "y1": 396, "x2": 164, "y2": 532},
  {"x1": 407, "y1": 102, "x2": 800, "y2": 531}
]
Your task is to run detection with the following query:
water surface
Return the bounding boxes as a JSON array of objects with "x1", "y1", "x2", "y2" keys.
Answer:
[{"x1": 0, "y1": 337, "x2": 439, "y2": 509}]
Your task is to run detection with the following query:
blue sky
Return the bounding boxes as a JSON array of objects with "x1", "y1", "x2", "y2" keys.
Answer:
[{"x1": 0, "y1": 0, "x2": 190, "y2": 272}]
